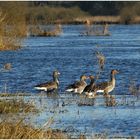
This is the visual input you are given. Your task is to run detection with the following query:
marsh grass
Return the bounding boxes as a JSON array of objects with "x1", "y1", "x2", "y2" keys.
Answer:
[
  {"x1": 28, "y1": 6, "x2": 89, "y2": 25},
  {"x1": 29, "y1": 24, "x2": 62, "y2": 37},
  {"x1": 3, "y1": 63, "x2": 12, "y2": 71},
  {"x1": 0, "y1": 99, "x2": 37, "y2": 114},
  {"x1": 78, "y1": 100, "x2": 95, "y2": 106},
  {"x1": 129, "y1": 81, "x2": 140, "y2": 99},
  {"x1": 93, "y1": 131, "x2": 135, "y2": 139},
  {"x1": 76, "y1": 16, "x2": 140, "y2": 24},
  {"x1": 96, "y1": 51, "x2": 105, "y2": 71},
  {"x1": 76, "y1": 16, "x2": 120, "y2": 24},
  {"x1": 0, "y1": 120, "x2": 68, "y2": 139},
  {"x1": 0, "y1": 93, "x2": 33, "y2": 97},
  {"x1": 93, "y1": 131, "x2": 108, "y2": 139},
  {"x1": 0, "y1": 3, "x2": 27, "y2": 51}
]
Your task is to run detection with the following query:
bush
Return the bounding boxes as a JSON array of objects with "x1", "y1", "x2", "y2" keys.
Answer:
[
  {"x1": 0, "y1": 2, "x2": 27, "y2": 50},
  {"x1": 120, "y1": 3, "x2": 140, "y2": 24},
  {"x1": 27, "y1": 5, "x2": 89, "y2": 24}
]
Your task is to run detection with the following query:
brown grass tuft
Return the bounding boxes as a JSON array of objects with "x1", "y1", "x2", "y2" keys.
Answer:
[
  {"x1": 0, "y1": 121, "x2": 68, "y2": 139},
  {"x1": 129, "y1": 80, "x2": 140, "y2": 100},
  {"x1": 0, "y1": 99, "x2": 37, "y2": 114},
  {"x1": 96, "y1": 51, "x2": 105, "y2": 71}
]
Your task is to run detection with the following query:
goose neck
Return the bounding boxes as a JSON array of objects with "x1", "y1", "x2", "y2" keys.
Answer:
[{"x1": 53, "y1": 76, "x2": 59, "y2": 85}]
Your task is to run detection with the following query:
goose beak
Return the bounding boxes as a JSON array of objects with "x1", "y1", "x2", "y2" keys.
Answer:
[
  {"x1": 117, "y1": 70, "x2": 119, "y2": 73},
  {"x1": 115, "y1": 70, "x2": 119, "y2": 74}
]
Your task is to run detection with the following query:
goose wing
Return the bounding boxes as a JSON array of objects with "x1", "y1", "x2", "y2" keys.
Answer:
[
  {"x1": 95, "y1": 81, "x2": 111, "y2": 90},
  {"x1": 83, "y1": 84, "x2": 91, "y2": 92},
  {"x1": 66, "y1": 81, "x2": 84, "y2": 90},
  {"x1": 74, "y1": 81, "x2": 85, "y2": 88},
  {"x1": 84, "y1": 83, "x2": 96, "y2": 92},
  {"x1": 35, "y1": 81, "x2": 57, "y2": 89}
]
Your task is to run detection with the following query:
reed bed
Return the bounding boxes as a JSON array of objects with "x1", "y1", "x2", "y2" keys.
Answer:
[
  {"x1": 0, "y1": 120, "x2": 68, "y2": 139},
  {"x1": 0, "y1": 93, "x2": 31, "y2": 97},
  {"x1": 129, "y1": 81, "x2": 140, "y2": 98},
  {"x1": 75, "y1": 16, "x2": 140, "y2": 24},
  {"x1": 29, "y1": 24, "x2": 62, "y2": 37},
  {"x1": 0, "y1": 99, "x2": 37, "y2": 114},
  {"x1": 75, "y1": 16, "x2": 120, "y2": 24}
]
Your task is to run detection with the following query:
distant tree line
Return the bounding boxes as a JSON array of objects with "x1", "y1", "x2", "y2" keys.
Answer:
[
  {"x1": 29, "y1": 1, "x2": 140, "y2": 16},
  {"x1": 0, "y1": 1, "x2": 140, "y2": 24},
  {"x1": 26, "y1": 1, "x2": 140, "y2": 24},
  {"x1": 0, "y1": 1, "x2": 140, "y2": 50}
]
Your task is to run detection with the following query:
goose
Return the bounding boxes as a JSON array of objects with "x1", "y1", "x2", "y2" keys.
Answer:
[
  {"x1": 34, "y1": 70, "x2": 60, "y2": 92},
  {"x1": 83, "y1": 75, "x2": 96, "y2": 97},
  {"x1": 94, "y1": 69, "x2": 119, "y2": 97},
  {"x1": 65, "y1": 75, "x2": 89, "y2": 94}
]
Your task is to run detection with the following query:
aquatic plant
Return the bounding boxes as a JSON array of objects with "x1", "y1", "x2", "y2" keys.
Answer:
[
  {"x1": 3, "y1": 63, "x2": 12, "y2": 71},
  {"x1": 129, "y1": 80, "x2": 140, "y2": 99},
  {"x1": 78, "y1": 99, "x2": 95, "y2": 106},
  {"x1": 96, "y1": 51, "x2": 105, "y2": 71},
  {"x1": 93, "y1": 130, "x2": 108, "y2": 139},
  {"x1": 0, "y1": 99, "x2": 37, "y2": 114},
  {"x1": 29, "y1": 24, "x2": 62, "y2": 37}
]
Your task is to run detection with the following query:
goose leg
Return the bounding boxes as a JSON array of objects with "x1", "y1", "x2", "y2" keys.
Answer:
[
  {"x1": 105, "y1": 96, "x2": 110, "y2": 106},
  {"x1": 110, "y1": 95, "x2": 116, "y2": 106},
  {"x1": 103, "y1": 91, "x2": 111, "y2": 106},
  {"x1": 103, "y1": 91, "x2": 110, "y2": 98},
  {"x1": 54, "y1": 88, "x2": 58, "y2": 94}
]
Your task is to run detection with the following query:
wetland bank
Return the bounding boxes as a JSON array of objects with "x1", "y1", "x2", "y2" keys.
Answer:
[{"x1": 0, "y1": 1, "x2": 140, "y2": 139}]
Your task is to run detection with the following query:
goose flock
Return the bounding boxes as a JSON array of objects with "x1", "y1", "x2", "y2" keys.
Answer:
[{"x1": 35, "y1": 69, "x2": 119, "y2": 98}]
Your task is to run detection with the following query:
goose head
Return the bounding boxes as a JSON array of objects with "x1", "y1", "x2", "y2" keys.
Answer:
[
  {"x1": 111, "y1": 69, "x2": 119, "y2": 75},
  {"x1": 53, "y1": 70, "x2": 60, "y2": 85},
  {"x1": 53, "y1": 70, "x2": 60, "y2": 79},
  {"x1": 89, "y1": 75, "x2": 94, "y2": 80},
  {"x1": 53, "y1": 70, "x2": 60, "y2": 78},
  {"x1": 89, "y1": 75, "x2": 95, "y2": 84},
  {"x1": 80, "y1": 75, "x2": 89, "y2": 81}
]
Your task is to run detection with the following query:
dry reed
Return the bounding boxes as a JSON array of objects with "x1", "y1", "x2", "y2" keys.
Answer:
[
  {"x1": 0, "y1": 99, "x2": 37, "y2": 114},
  {"x1": 0, "y1": 120, "x2": 68, "y2": 139},
  {"x1": 129, "y1": 80, "x2": 140, "y2": 101},
  {"x1": 96, "y1": 51, "x2": 105, "y2": 71}
]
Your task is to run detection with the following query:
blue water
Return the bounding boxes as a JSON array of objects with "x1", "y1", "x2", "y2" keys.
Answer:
[
  {"x1": 0, "y1": 25, "x2": 140, "y2": 94},
  {"x1": 0, "y1": 24, "x2": 140, "y2": 138}
]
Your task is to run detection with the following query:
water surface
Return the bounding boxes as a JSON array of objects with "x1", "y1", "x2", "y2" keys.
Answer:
[{"x1": 0, "y1": 25, "x2": 140, "y2": 138}]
